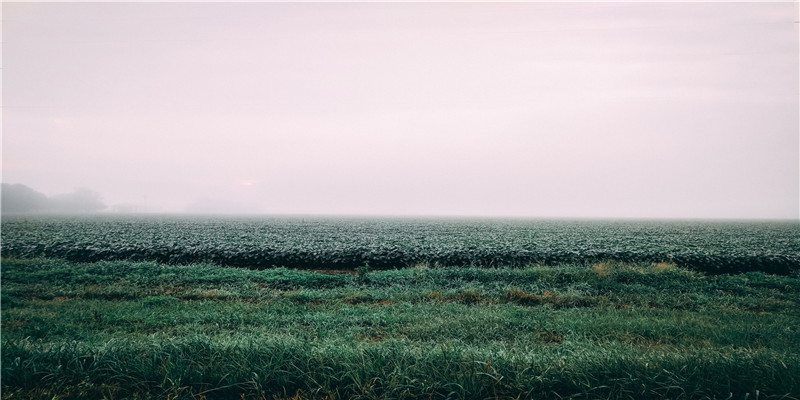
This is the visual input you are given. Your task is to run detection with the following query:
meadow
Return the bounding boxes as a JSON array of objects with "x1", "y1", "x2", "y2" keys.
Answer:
[{"x1": 1, "y1": 216, "x2": 799, "y2": 399}]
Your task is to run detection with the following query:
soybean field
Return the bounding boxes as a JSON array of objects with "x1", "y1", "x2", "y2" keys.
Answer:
[
  {"x1": 3, "y1": 215, "x2": 800, "y2": 399},
  {"x1": 2, "y1": 215, "x2": 798, "y2": 274}
]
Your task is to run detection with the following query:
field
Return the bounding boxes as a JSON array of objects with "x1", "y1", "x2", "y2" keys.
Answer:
[
  {"x1": 2, "y1": 215, "x2": 799, "y2": 274},
  {"x1": 2, "y1": 216, "x2": 800, "y2": 399}
]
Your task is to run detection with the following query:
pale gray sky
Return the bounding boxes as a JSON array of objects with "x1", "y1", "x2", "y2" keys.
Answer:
[{"x1": 2, "y1": 2, "x2": 798, "y2": 218}]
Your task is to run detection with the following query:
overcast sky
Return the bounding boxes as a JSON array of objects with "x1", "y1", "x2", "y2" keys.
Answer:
[{"x1": 2, "y1": 2, "x2": 798, "y2": 218}]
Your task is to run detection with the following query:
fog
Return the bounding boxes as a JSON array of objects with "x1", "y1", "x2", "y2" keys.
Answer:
[
  {"x1": 2, "y1": 2, "x2": 798, "y2": 219},
  {"x1": 1, "y1": 183, "x2": 106, "y2": 214}
]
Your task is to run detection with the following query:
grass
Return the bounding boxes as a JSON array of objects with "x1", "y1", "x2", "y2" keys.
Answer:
[{"x1": 2, "y1": 257, "x2": 799, "y2": 399}]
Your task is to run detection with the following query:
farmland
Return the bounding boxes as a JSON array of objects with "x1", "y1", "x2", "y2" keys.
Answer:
[
  {"x1": 2, "y1": 215, "x2": 800, "y2": 399},
  {"x1": 2, "y1": 215, "x2": 798, "y2": 274}
]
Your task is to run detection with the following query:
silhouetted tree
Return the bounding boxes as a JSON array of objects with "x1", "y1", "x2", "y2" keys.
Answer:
[{"x1": 1, "y1": 183, "x2": 49, "y2": 213}]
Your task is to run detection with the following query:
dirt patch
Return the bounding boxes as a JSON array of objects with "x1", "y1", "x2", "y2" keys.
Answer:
[{"x1": 343, "y1": 295, "x2": 369, "y2": 305}]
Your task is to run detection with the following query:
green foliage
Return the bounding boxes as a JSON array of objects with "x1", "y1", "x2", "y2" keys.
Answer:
[
  {"x1": 1, "y1": 215, "x2": 799, "y2": 398},
  {"x1": 142, "y1": 295, "x2": 179, "y2": 306},
  {"x1": 2, "y1": 215, "x2": 798, "y2": 274},
  {"x1": 356, "y1": 261, "x2": 370, "y2": 283},
  {"x1": 2, "y1": 258, "x2": 800, "y2": 399}
]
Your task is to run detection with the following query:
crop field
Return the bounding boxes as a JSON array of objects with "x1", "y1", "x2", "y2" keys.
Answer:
[
  {"x1": 2, "y1": 215, "x2": 799, "y2": 274},
  {"x1": 1, "y1": 216, "x2": 800, "y2": 399}
]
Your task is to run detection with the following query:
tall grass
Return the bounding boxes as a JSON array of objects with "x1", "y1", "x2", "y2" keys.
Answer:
[
  {"x1": 2, "y1": 258, "x2": 799, "y2": 399},
  {"x1": 4, "y1": 334, "x2": 798, "y2": 399}
]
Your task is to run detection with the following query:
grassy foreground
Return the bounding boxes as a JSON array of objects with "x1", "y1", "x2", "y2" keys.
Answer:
[{"x1": 1, "y1": 258, "x2": 799, "y2": 399}]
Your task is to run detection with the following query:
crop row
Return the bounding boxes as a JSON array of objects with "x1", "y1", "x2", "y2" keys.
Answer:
[{"x1": 4, "y1": 242, "x2": 798, "y2": 274}]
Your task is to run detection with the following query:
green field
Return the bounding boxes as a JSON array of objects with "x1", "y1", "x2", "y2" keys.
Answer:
[
  {"x1": 3, "y1": 258, "x2": 800, "y2": 399},
  {"x1": 2, "y1": 216, "x2": 799, "y2": 399},
  {"x1": 2, "y1": 215, "x2": 798, "y2": 274}
]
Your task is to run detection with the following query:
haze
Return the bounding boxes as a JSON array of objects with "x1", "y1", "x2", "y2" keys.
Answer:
[{"x1": 2, "y1": 2, "x2": 798, "y2": 218}]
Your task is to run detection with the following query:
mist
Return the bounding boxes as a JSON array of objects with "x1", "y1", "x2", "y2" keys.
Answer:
[
  {"x1": 2, "y1": 2, "x2": 798, "y2": 219},
  {"x1": 1, "y1": 183, "x2": 107, "y2": 214}
]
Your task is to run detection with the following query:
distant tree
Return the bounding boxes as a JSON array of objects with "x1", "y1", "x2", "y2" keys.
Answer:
[
  {"x1": 1, "y1": 183, "x2": 49, "y2": 213},
  {"x1": 48, "y1": 188, "x2": 107, "y2": 213}
]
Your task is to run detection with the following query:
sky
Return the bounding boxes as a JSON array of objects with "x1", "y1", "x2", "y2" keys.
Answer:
[{"x1": 2, "y1": 1, "x2": 798, "y2": 218}]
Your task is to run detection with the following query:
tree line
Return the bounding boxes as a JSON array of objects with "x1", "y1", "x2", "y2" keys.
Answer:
[{"x1": 1, "y1": 183, "x2": 106, "y2": 214}]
